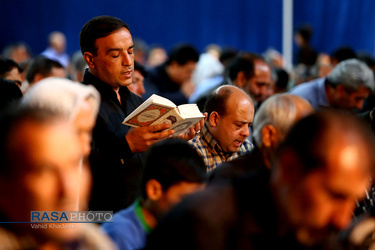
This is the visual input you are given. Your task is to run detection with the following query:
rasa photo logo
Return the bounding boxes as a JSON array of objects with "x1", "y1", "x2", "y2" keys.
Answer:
[{"x1": 31, "y1": 211, "x2": 113, "y2": 223}]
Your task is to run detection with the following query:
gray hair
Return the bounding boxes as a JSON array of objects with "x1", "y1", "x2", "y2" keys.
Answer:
[
  {"x1": 21, "y1": 77, "x2": 100, "y2": 122},
  {"x1": 253, "y1": 93, "x2": 312, "y2": 146},
  {"x1": 326, "y1": 58, "x2": 374, "y2": 92}
]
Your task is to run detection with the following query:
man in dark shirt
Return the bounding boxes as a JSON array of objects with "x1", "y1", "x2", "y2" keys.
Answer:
[
  {"x1": 143, "y1": 44, "x2": 199, "y2": 105},
  {"x1": 79, "y1": 16, "x2": 203, "y2": 212}
]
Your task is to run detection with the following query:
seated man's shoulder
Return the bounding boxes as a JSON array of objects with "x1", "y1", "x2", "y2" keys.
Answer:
[
  {"x1": 101, "y1": 207, "x2": 145, "y2": 249},
  {"x1": 102, "y1": 207, "x2": 139, "y2": 233},
  {"x1": 289, "y1": 78, "x2": 323, "y2": 95}
]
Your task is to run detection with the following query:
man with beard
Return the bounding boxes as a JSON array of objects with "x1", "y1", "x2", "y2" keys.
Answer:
[{"x1": 289, "y1": 58, "x2": 374, "y2": 112}]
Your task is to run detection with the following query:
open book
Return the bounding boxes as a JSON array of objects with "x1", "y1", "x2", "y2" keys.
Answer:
[{"x1": 123, "y1": 94, "x2": 204, "y2": 136}]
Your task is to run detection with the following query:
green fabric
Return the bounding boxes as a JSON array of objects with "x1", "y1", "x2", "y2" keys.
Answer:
[{"x1": 134, "y1": 200, "x2": 152, "y2": 233}]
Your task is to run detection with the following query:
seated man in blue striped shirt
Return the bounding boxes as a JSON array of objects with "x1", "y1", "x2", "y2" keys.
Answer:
[{"x1": 189, "y1": 85, "x2": 254, "y2": 172}]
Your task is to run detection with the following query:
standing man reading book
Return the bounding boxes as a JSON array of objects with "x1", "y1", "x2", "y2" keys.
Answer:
[{"x1": 79, "y1": 16, "x2": 203, "y2": 212}]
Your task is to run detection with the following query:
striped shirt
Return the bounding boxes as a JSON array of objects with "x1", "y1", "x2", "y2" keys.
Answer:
[{"x1": 189, "y1": 125, "x2": 254, "y2": 172}]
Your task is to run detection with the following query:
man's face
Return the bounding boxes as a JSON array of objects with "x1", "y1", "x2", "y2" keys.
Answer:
[
  {"x1": 168, "y1": 61, "x2": 196, "y2": 84},
  {"x1": 1, "y1": 120, "x2": 91, "y2": 241},
  {"x1": 5, "y1": 67, "x2": 22, "y2": 88},
  {"x1": 211, "y1": 94, "x2": 254, "y2": 153},
  {"x1": 87, "y1": 27, "x2": 134, "y2": 89},
  {"x1": 73, "y1": 100, "x2": 96, "y2": 157},
  {"x1": 335, "y1": 86, "x2": 370, "y2": 111},
  {"x1": 277, "y1": 137, "x2": 371, "y2": 245},
  {"x1": 246, "y1": 60, "x2": 273, "y2": 103},
  {"x1": 50, "y1": 67, "x2": 67, "y2": 79},
  {"x1": 127, "y1": 69, "x2": 145, "y2": 97},
  {"x1": 30, "y1": 67, "x2": 67, "y2": 85}
]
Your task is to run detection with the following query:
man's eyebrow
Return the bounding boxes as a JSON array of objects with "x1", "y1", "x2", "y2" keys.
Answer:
[
  {"x1": 235, "y1": 121, "x2": 251, "y2": 125},
  {"x1": 106, "y1": 48, "x2": 123, "y2": 54},
  {"x1": 106, "y1": 45, "x2": 134, "y2": 54}
]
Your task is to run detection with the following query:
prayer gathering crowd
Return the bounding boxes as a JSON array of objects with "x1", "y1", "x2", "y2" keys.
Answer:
[{"x1": 1, "y1": 15, "x2": 375, "y2": 250}]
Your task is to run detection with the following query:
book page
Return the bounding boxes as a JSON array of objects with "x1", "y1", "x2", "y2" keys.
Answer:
[
  {"x1": 150, "y1": 94, "x2": 176, "y2": 107},
  {"x1": 150, "y1": 108, "x2": 183, "y2": 126},
  {"x1": 125, "y1": 104, "x2": 174, "y2": 127},
  {"x1": 123, "y1": 94, "x2": 176, "y2": 127},
  {"x1": 150, "y1": 105, "x2": 204, "y2": 136},
  {"x1": 177, "y1": 104, "x2": 204, "y2": 119}
]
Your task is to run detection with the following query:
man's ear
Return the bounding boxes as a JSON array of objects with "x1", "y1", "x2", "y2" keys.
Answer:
[
  {"x1": 208, "y1": 111, "x2": 220, "y2": 127},
  {"x1": 261, "y1": 125, "x2": 278, "y2": 149},
  {"x1": 145, "y1": 179, "x2": 163, "y2": 201},
  {"x1": 84, "y1": 52, "x2": 95, "y2": 69},
  {"x1": 235, "y1": 71, "x2": 247, "y2": 88},
  {"x1": 32, "y1": 73, "x2": 45, "y2": 84}
]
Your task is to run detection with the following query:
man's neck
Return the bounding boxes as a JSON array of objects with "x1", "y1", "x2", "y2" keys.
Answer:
[
  {"x1": 88, "y1": 68, "x2": 120, "y2": 92},
  {"x1": 259, "y1": 146, "x2": 272, "y2": 169},
  {"x1": 140, "y1": 200, "x2": 158, "y2": 229}
]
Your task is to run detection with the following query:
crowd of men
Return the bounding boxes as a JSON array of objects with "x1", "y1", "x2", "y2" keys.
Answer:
[{"x1": 0, "y1": 15, "x2": 375, "y2": 250}]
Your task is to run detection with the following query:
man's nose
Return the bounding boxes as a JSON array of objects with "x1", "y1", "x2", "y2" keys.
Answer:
[
  {"x1": 332, "y1": 201, "x2": 355, "y2": 230},
  {"x1": 122, "y1": 53, "x2": 133, "y2": 66},
  {"x1": 355, "y1": 99, "x2": 364, "y2": 110},
  {"x1": 241, "y1": 125, "x2": 250, "y2": 137}
]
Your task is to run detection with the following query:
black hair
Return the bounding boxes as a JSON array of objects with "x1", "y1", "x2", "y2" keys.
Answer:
[
  {"x1": 79, "y1": 15, "x2": 130, "y2": 56},
  {"x1": 296, "y1": 24, "x2": 313, "y2": 43},
  {"x1": 331, "y1": 46, "x2": 357, "y2": 63},
  {"x1": 141, "y1": 138, "x2": 206, "y2": 199},
  {"x1": 25, "y1": 55, "x2": 64, "y2": 83},
  {"x1": 204, "y1": 86, "x2": 233, "y2": 117},
  {"x1": 166, "y1": 44, "x2": 199, "y2": 66},
  {"x1": 0, "y1": 79, "x2": 23, "y2": 112},
  {"x1": 0, "y1": 56, "x2": 22, "y2": 77},
  {"x1": 134, "y1": 61, "x2": 147, "y2": 78},
  {"x1": 226, "y1": 53, "x2": 255, "y2": 81}
]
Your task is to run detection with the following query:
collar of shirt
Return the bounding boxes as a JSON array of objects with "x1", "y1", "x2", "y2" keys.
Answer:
[
  {"x1": 82, "y1": 69, "x2": 132, "y2": 105},
  {"x1": 318, "y1": 78, "x2": 330, "y2": 108},
  {"x1": 199, "y1": 123, "x2": 254, "y2": 156},
  {"x1": 200, "y1": 124, "x2": 226, "y2": 155}
]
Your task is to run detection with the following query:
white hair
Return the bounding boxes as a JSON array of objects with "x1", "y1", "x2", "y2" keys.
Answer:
[
  {"x1": 253, "y1": 93, "x2": 312, "y2": 146},
  {"x1": 326, "y1": 58, "x2": 375, "y2": 92},
  {"x1": 21, "y1": 77, "x2": 100, "y2": 122}
]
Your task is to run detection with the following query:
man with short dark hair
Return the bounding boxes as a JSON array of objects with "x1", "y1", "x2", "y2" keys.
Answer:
[
  {"x1": 102, "y1": 138, "x2": 206, "y2": 250},
  {"x1": 195, "y1": 52, "x2": 273, "y2": 112},
  {"x1": 79, "y1": 16, "x2": 203, "y2": 212},
  {"x1": 127, "y1": 61, "x2": 147, "y2": 97},
  {"x1": 143, "y1": 43, "x2": 199, "y2": 105},
  {"x1": 25, "y1": 55, "x2": 66, "y2": 86},
  {"x1": 0, "y1": 56, "x2": 23, "y2": 88}
]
